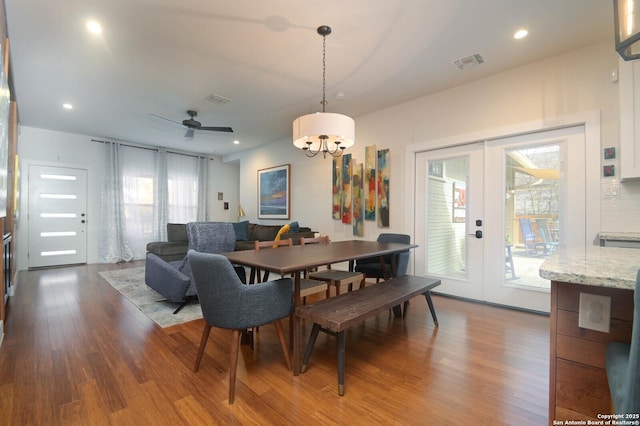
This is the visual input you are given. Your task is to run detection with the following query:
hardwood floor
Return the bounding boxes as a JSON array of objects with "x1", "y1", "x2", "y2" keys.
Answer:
[{"x1": 0, "y1": 262, "x2": 549, "y2": 425}]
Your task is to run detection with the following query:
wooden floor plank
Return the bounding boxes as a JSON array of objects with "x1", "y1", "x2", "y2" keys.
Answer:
[{"x1": 0, "y1": 262, "x2": 550, "y2": 425}]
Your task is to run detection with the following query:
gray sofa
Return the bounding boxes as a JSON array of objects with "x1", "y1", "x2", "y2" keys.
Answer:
[
  {"x1": 232, "y1": 221, "x2": 315, "y2": 251},
  {"x1": 146, "y1": 221, "x2": 315, "y2": 260}
]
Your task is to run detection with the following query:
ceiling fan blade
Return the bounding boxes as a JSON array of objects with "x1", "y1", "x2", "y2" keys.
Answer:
[
  {"x1": 148, "y1": 114, "x2": 184, "y2": 127},
  {"x1": 184, "y1": 128, "x2": 195, "y2": 138},
  {"x1": 200, "y1": 126, "x2": 233, "y2": 133}
]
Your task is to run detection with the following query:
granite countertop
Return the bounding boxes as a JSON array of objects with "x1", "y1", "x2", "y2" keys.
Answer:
[
  {"x1": 539, "y1": 246, "x2": 639, "y2": 290},
  {"x1": 599, "y1": 232, "x2": 640, "y2": 241}
]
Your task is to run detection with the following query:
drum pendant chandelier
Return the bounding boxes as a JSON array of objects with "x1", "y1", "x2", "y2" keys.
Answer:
[
  {"x1": 292, "y1": 25, "x2": 355, "y2": 158},
  {"x1": 614, "y1": 0, "x2": 640, "y2": 60}
]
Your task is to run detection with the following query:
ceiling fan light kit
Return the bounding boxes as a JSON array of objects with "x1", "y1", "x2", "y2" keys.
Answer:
[{"x1": 292, "y1": 25, "x2": 355, "y2": 159}]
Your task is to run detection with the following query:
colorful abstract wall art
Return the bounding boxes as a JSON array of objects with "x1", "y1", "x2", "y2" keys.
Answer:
[
  {"x1": 352, "y1": 162, "x2": 364, "y2": 236},
  {"x1": 341, "y1": 153, "x2": 352, "y2": 224},
  {"x1": 332, "y1": 157, "x2": 342, "y2": 220},
  {"x1": 377, "y1": 149, "x2": 390, "y2": 227},
  {"x1": 364, "y1": 145, "x2": 376, "y2": 221}
]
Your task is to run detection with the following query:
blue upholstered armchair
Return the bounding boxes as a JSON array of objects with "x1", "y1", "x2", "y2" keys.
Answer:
[
  {"x1": 605, "y1": 268, "x2": 640, "y2": 415},
  {"x1": 188, "y1": 250, "x2": 293, "y2": 404},
  {"x1": 144, "y1": 222, "x2": 244, "y2": 313}
]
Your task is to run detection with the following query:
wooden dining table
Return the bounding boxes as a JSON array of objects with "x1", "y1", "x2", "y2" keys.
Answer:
[{"x1": 223, "y1": 239, "x2": 418, "y2": 375}]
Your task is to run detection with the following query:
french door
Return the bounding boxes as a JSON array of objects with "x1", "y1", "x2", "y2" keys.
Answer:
[
  {"x1": 28, "y1": 164, "x2": 88, "y2": 268},
  {"x1": 415, "y1": 143, "x2": 485, "y2": 301},
  {"x1": 414, "y1": 126, "x2": 586, "y2": 312}
]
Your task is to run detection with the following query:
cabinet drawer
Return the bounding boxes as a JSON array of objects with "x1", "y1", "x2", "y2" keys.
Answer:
[
  {"x1": 556, "y1": 282, "x2": 634, "y2": 321},
  {"x1": 557, "y1": 310, "x2": 632, "y2": 344},
  {"x1": 557, "y1": 335, "x2": 607, "y2": 368},
  {"x1": 556, "y1": 358, "x2": 611, "y2": 418}
]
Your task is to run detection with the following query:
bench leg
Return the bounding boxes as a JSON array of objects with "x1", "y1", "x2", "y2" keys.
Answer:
[
  {"x1": 301, "y1": 323, "x2": 321, "y2": 373},
  {"x1": 337, "y1": 331, "x2": 346, "y2": 396},
  {"x1": 424, "y1": 291, "x2": 439, "y2": 326},
  {"x1": 392, "y1": 304, "x2": 403, "y2": 318}
]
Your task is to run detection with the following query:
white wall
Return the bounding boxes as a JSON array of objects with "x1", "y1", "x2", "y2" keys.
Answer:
[
  {"x1": 13, "y1": 40, "x2": 640, "y2": 271},
  {"x1": 15, "y1": 127, "x2": 239, "y2": 270},
  {"x1": 228, "y1": 40, "x2": 640, "y2": 242}
]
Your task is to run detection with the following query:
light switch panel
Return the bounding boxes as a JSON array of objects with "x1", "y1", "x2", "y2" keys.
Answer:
[{"x1": 578, "y1": 292, "x2": 611, "y2": 333}]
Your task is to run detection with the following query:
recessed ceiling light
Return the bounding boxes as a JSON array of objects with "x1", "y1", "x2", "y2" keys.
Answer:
[
  {"x1": 86, "y1": 20, "x2": 103, "y2": 35},
  {"x1": 514, "y1": 29, "x2": 528, "y2": 40},
  {"x1": 233, "y1": 140, "x2": 240, "y2": 145},
  {"x1": 62, "y1": 103, "x2": 73, "y2": 110}
]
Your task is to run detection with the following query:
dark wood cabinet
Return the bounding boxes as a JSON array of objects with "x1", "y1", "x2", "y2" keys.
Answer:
[{"x1": 549, "y1": 281, "x2": 634, "y2": 421}]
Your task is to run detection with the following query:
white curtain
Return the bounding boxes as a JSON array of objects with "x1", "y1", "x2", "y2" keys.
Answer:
[
  {"x1": 120, "y1": 145, "x2": 157, "y2": 259},
  {"x1": 154, "y1": 148, "x2": 168, "y2": 241},
  {"x1": 166, "y1": 152, "x2": 200, "y2": 223},
  {"x1": 196, "y1": 157, "x2": 209, "y2": 221},
  {"x1": 99, "y1": 143, "x2": 208, "y2": 262},
  {"x1": 98, "y1": 142, "x2": 135, "y2": 263}
]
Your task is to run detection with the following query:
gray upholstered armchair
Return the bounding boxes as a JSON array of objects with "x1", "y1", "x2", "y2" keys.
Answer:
[
  {"x1": 188, "y1": 250, "x2": 293, "y2": 404},
  {"x1": 144, "y1": 222, "x2": 244, "y2": 313},
  {"x1": 605, "y1": 268, "x2": 640, "y2": 415}
]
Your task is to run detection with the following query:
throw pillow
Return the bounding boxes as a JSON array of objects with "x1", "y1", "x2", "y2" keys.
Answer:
[
  {"x1": 289, "y1": 221, "x2": 300, "y2": 233},
  {"x1": 232, "y1": 220, "x2": 249, "y2": 241},
  {"x1": 274, "y1": 223, "x2": 290, "y2": 246}
]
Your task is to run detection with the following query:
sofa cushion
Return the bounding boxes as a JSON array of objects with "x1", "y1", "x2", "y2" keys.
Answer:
[
  {"x1": 167, "y1": 223, "x2": 188, "y2": 242},
  {"x1": 250, "y1": 224, "x2": 282, "y2": 242},
  {"x1": 232, "y1": 220, "x2": 249, "y2": 241},
  {"x1": 234, "y1": 240, "x2": 257, "y2": 251},
  {"x1": 146, "y1": 241, "x2": 188, "y2": 262}
]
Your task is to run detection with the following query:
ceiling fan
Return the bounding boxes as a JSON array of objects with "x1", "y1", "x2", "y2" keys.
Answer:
[{"x1": 150, "y1": 110, "x2": 233, "y2": 138}]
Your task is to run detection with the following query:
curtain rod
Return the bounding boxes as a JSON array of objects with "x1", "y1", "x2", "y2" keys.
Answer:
[{"x1": 90, "y1": 138, "x2": 215, "y2": 160}]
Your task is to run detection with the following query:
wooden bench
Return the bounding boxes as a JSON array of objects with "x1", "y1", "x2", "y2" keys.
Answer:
[{"x1": 296, "y1": 274, "x2": 441, "y2": 395}]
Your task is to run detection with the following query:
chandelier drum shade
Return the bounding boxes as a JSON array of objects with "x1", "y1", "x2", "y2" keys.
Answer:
[
  {"x1": 292, "y1": 112, "x2": 355, "y2": 152},
  {"x1": 614, "y1": 0, "x2": 640, "y2": 60},
  {"x1": 292, "y1": 25, "x2": 355, "y2": 158}
]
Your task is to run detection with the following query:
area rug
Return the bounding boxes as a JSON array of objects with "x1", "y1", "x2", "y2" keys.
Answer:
[{"x1": 99, "y1": 267, "x2": 203, "y2": 328}]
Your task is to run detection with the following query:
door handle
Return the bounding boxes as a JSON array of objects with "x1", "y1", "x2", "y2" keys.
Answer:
[{"x1": 467, "y1": 230, "x2": 482, "y2": 239}]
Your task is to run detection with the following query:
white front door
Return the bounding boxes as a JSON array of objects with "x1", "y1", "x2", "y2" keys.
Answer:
[
  {"x1": 414, "y1": 126, "x2": 587, "y2": 312},
  {"x1": 28, "y1": 164, "x2": 88, "y2": 268}
]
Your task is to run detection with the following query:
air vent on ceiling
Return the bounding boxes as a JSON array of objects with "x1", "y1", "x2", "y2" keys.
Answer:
[
  {"x1": 452, "y1": 53, "x2": 486, "y2": 71},
  {"x1": 205, "y1": 93, "x2": 232, "y2": 104}
]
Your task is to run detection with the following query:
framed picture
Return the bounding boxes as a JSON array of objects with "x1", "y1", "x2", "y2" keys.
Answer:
[
  {"x1": 258, "y1": 164, "x2": 290, "y2": 219},
  {"x1": 452, "y1": 182, "x2": 466, "y2": 223}
]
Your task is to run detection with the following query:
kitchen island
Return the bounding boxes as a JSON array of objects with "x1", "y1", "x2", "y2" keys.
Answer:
[{"x1": 540, "y1": 246, "x2": 638, "y2": 422}]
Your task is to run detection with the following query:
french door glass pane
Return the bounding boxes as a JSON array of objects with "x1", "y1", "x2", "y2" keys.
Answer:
[
  {"x1": 505, "y1": 144, "x2": 560, "y2": 289},
  {"x1": 427, "y1": 157, "x2": 467, "y2": 278}
]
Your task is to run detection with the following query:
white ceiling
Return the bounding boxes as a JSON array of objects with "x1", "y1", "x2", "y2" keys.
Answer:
[{"x1": 5, "y1": 1, "x2": 614, "y2": 157}]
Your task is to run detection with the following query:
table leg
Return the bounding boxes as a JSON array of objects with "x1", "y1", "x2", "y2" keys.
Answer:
[
  {"x1": 384, "y1": 255, "x2": 403, "y2": 317},
  {"x1": 293, "y1": 270, "x2": 301, "y2": 376}
]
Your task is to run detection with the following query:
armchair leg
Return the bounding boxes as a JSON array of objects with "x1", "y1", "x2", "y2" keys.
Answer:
[
  {"x1": 273, "y1": 320, "x2": 292, "y2": 370},
  {"x1": 229, "y1": 329, "x2": 242, "y2": 404},
  {"x1": 193, "y1": 323, "x2": 212, "y2": 372}
]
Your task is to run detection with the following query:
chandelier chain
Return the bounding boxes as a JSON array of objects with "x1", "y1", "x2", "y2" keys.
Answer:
[{"x1": 321, "y1": 33, "x2": 327, "y2": 112}]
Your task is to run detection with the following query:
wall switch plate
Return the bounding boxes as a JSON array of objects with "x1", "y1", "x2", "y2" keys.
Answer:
[{"x1": 578, "y1": 292, "x2": 611, "y2": 333}]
